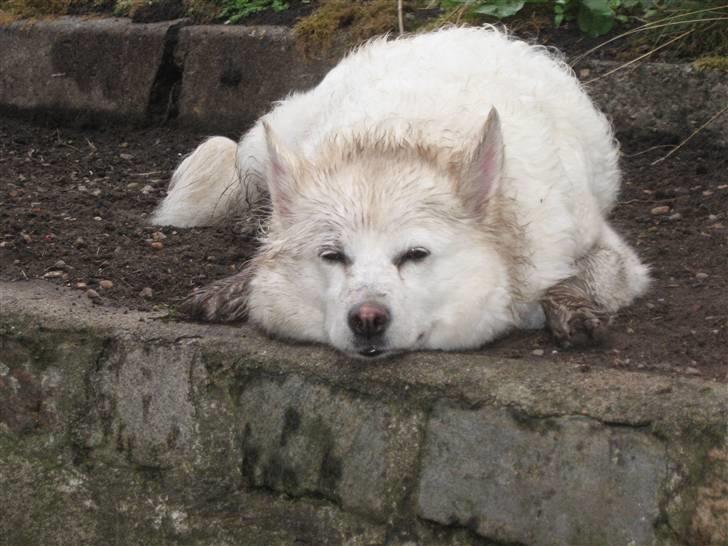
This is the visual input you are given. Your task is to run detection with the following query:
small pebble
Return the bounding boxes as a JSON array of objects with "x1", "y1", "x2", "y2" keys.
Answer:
[
  {"x1": 86, "y1": 289, "x2": 101, "y2": 301},
  {"x1": 684, "y1": 367, "x2": 702, "y2": 376},
  {"x1": 93, "y1": 216, "x2": 102, "y2": 221},
  {"x1": 151, "y1": 231, "x2": 167, "y2": 241},
  {"x1": 695, "y1": 272, "x2": 709, "y2": 280},
  {"x1": 99, "y1": 280, "x2": 113, "y2": 290},
  {"x1": 74, "y1": 237, "x2": 86, "y2": 247},
  {"x1": 42, "y1": 270, "x2": 64, "y2": 279},
  {"x1": 75, "y1": 282, "x2": 87, "y2": 290},
  {"x1": 139, "y1": 287, "x2": 154, "y2": 299},
  {"x1": 668, "y1": 213, "x2": 682, "y2": 221},
  {"x1": 650, "y1": 205, "x2": 670, "y2": 216},
  {"x1": 141, "y1": 185, "x2": 154, "y2": 194},
  {"x1": 150, "y1": 241, "x2": 164, "y2": 250},
  {"x1": 120, "y1": 153, "x2": 134, "y2": 160},
  {"x1": 531, "y1": 349, "x2": 544, "y2": 357},
  {"x1": 53, "y1": 259, "x2": 68, "y2": 270},
  {"x1": 653, "y1": 384, "x2": 672, "y2": 394}
]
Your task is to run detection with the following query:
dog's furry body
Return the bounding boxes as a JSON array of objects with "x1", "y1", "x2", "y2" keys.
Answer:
[{"x1": 152, "y1": 27, "x2": 649, "y2": 358}]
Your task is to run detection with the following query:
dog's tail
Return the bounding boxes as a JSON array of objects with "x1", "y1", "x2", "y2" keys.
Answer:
[{"x1": 151, "y1": 136, "x2": 242, "y2": 227}]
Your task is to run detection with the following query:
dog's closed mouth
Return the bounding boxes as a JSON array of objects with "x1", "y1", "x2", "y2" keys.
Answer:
[{"x1": 359, "y1": 346, "x2": 384, "y2": 358}]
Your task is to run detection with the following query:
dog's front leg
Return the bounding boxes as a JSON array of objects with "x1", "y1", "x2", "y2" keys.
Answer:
[
  {"x1": 179, "y1": 266, "x2": 255, "y2": 322},
  {"x1": 541, "y1": 224, "x2": 650, "y2": 348}
]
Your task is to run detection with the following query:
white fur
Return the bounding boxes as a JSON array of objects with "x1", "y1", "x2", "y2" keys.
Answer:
[
  {"x1": 152, "y1": 27, "x2": 649, "y2": 358},
  {"x1": 151, "y1": 136, "x2": 241, "y2": 227}
]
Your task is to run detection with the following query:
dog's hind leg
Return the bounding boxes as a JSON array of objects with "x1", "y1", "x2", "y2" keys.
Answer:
[
  {"x1": 541, "y1": 224, "x2": 650, "y2": 347},
  {"x1": 151, "y1": 136, "x2": 250, "y2": 227}
]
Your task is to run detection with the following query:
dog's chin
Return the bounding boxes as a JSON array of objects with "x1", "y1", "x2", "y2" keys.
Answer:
[
  {"x1": 343, "y1": 344, "x2": 400, "y2": 360},
  {"x1": 340, "y1": 333, "x2": 427, "y2": 360}
]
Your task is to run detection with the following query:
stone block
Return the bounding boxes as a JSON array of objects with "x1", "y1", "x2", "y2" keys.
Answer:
[
  {"x1": 175, "y1": 25, "x2": 334, "y2": 131},
  {"x1": 417, "y1": 403, "x2": 667, "y2": 546},
  {"x1": 237, "y1": 374, "x2": 422, "y2": 520},
  {"x1": 92, "y1": 339, "x2": 197, "y2": 467}
]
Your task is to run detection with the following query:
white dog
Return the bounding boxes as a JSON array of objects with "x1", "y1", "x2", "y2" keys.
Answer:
[{"x1": 152, "y1": 27, "x2": 649, "y2": 358}]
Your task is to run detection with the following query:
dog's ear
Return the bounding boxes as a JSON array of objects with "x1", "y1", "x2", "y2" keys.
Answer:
[
  {"x1": 457, "y1": 108, "x2": 504, "y2": 217},
  {"x1": 179, "y1": 266, "x2": 254, "y2": 323},
  {"x1": 262, "y1": 121, "x2": 300, "y2": 220}
]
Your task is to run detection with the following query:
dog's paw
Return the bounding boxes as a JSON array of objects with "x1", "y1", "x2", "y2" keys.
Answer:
[
  {"x1": 541, "y1": 280, "x2": 612, "y2": 349},
  {"x1": 179, "y1": 268, "x2": 253, "y2": 322}
]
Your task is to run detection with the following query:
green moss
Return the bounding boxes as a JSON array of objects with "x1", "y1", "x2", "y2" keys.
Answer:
[{"x1": 693, "y1": 55, "x2": 728, "y2": 71}]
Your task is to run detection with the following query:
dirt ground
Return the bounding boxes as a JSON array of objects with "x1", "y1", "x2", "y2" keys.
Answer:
[{"x1": 1, "y1": 115, "x2": 726, "y2": 382}]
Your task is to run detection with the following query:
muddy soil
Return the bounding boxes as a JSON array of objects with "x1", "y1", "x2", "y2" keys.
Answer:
[{"x1": 1, "y1": 116, "x2": 726, "y2": 382}]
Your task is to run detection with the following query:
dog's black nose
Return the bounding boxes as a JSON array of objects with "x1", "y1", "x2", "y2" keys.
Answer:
[{"x1": 348, "y1": 302, "x2": 390, "y2": 338}]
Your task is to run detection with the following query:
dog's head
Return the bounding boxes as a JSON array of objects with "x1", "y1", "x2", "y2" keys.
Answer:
[
  {"x1": 185, "y1": 111, "x2": 514, "y2": 358},
  {"x1": 251, "y1": 110, "x2": 517, "y2": 358}
]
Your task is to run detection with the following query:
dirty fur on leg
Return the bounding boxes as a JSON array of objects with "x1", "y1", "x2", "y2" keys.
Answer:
[
  {"x1": 179, "y1": 265, "x2": 255, "y2": 322},
  {"x1": 542, "y1": 226, "x2": 650, "y2": 347}
]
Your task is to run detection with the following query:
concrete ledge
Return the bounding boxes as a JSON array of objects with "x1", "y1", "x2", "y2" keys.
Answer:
[
  {"x1": 0, "y1": 17, "x2": 183, "y2": 125},
  {"x1": 1, "y1": 281, "x2": 726, "y2": 545},
  {"x1": 1, "y1": 17, "x2": 726, "y2": 145}
]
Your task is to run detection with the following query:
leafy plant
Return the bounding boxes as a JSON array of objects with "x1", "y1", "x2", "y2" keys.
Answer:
[
  {"x1": 221, "y1": 0, "x2": 289, "y2": 24},
  {"x1": 437, "y1": 0, "x2": 659, "y2": 36}
]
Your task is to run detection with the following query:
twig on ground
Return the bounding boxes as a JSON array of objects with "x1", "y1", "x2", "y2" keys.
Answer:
[
  {"x1": 622, "y1": 145, "x2": 674, "y2": 158},
  {"x1": 652, "y1": 104, "x2": 728, "y2": 165},
  {"x1": 582, "y1": 29, "x2": 693, "y2": 85},
  {"x1": 398, "y1": 0, "x2": 404, "y2": 35}
]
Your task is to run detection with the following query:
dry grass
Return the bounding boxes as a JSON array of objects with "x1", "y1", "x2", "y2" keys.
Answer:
[
  {"x1": 0, "y1": 0, "x2": 90, "y2": 17},
  {"x1": 293, "y1": 0, "x2": 401, "y2": 58}
]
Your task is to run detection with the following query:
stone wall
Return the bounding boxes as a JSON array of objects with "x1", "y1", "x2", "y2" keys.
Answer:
[
  {"x1": 2, "y1": 281, "x2": 726, "y2": 545},
  {"x1": 1, "y1": 18, "x2": 726, "y2": 145}
]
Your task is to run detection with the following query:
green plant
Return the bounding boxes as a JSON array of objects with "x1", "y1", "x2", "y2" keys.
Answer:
[
  {"x1": 437, "y1": 0, "x2": 661, "y2": 37},
  {"x1": 220, "y1": 0, "x2": 289, "y2": 23}
]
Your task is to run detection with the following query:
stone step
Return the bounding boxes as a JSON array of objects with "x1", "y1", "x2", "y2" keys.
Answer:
[{"x1": 1, "y1": 281, "x2": 726, "y2": 545}]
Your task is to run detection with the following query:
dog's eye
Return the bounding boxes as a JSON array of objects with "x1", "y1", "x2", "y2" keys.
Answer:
[
  {"x1": 396, "y1": 247, "x2": 430, "y2": 267},
  {"x1": 320, "y1": 249, "x2": 348, "y2": 265}
]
